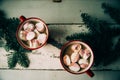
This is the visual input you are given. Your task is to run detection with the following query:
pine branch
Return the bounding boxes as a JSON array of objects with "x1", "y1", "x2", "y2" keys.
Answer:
[
  {"x1": 115, "y1": 38, "x2": 120, "y2": 51},
  {"x1": 81, "y1": 13, "x2": 102, "y2": 34},
  {"x1": 17, "y1": 52, "x2": 30, "y2": 68},
  {"x1": 8, "y1": 52, "x2": 18, "y2": 69},
  {"x1": 103, "y1": 38, "x2": 120, "y2": 66},
  {"x1": 66, "y1": 13, "x2": 120, "y2": 66},
  {"x1": 0, "y1": 10, "x2": 7, "y2": 39},
  {"x1": 102, "y1": 3, "x2": 120, "y2": 25},
  {"x1": 0, "y1": 10, "x2": 30, "y2": 68}
]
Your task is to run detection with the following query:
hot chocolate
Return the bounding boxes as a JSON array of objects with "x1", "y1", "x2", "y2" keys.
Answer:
[
  {"x1": 62, "y1": 41, "x2": 93, "y2": 73},
  {"x1": 18, "y1": 18, "x2": 48, "y2": 49}
]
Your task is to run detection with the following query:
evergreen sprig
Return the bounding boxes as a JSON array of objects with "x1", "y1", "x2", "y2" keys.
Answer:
[
  {"x1": 102, "y1": 3, "x2": 120, "y2": 25},
  {"x1": 66, "y1": 13, "x2": 120, "y2": 66},
  {"x1": 0, "y1": 10, "x2": 30, "y2": 68},
  {"x1": 8, "y1": 52, "x2": 30, "y2": 68},
  {"x1": 8, "y1": 52, "x2": 18, "y2": 68},
  {"x1": 17, "y1": 52, "x2": 30, "y2": 68}
]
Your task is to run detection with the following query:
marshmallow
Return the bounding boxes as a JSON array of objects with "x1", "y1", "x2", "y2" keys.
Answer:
[
  {"x1": 19, "y1": 31, "x2": 27, "y2": 41},
  {"x1": 28, "y1": 40, "x2": 32, "y2": 48},
  {"x1": 23, "y1": 23, "x2": 34, "y2": 31},
  {"x1": 79, "y1": 49, "x2": 84, "y2": 57},
  {"x1": 32, "y1": 39, "x2": 40, "y2": 48},
  {"x1": 34, "y1": 29, "x2": 40, "y2": 36},
  {"x1": 26, "y1": 31, "x2": 35, "y2": 40},
  {"x1": 69, "y1": 63, "x2": 80, "y2": 72},
  {"x1": 80, "y1": 63, "x2": 88, "y2": 68},
  {"x1": 78, "y1": 59, "x2": 88, "y2": 65},
  {"x1": 78, "y1": 59, "x2": 88, "y2": 68},
  {"x1": 83, "y1": 49, "x2": 91, "y2": 60},
  {"x1": 71, "y1": 44, "x2": 81, "y2": 52},
  {"x1": 35, "y1": 22, "x2": 45, "y2": 32},
  {"x1": 63, "y1": 55, "x2": 71, "y2": 66},
  {"x1": 71, "y1": 52, "x2": 80, "y2": 63},
  {"x1": 37, "y1": 33, "x2": 47, "y2": 44}
]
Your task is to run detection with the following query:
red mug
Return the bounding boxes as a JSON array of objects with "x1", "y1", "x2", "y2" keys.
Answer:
[
  {"x1": 16, "y1": 16, "x2": 49, "y2": 50},
  {"x1": 60, "y1": 40, "x2": 94, "y2": 77}
]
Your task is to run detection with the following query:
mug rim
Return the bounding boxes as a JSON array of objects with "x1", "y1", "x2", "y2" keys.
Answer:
[
  {"x1": 16, "y1": 17, "x2": 49, "y2": 50},
  {"x1": 60, "y1": 40, "x2": 94, "y2": 74}
]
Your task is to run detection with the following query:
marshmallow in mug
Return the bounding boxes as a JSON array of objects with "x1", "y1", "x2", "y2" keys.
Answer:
[
  {"x1": 83, "y1": 49, "x2": 91, "y2": 60},
  {"x1": 63, "y1": 55, "x2": 71, "y2": 66},
  {"x1": 35, "y1": 22, "x2": 45, "y2": 32},
  {"x1": 23, "y1": 23, "x2": 34, "y2": 32},
  {"x1": 19, "y1": 30, "x2": 27, "y2": 41},
  {"x1": 71, "y1": 52, "x2": 80, "y2": 63},
  {"x1": 37, "y1": 33, "x2": 47, "y2": 44},
  {"x1": 71, "y1": 44, "x2": 81, "y2": 52},
  {"x1": 26, "y1": 31, "x2": 35, "y2": 40},
  {"x1": 78, "y1": 59, "x2": 89, "y2": 69},
  {"x1": 69, "y1": 63, "x2": 80, "y2": 72}
]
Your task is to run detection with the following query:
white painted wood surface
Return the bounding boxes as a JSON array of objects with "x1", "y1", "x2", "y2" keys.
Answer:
[
  {"x1": 0, "y1": 24, "x2": 120, "y2": 70},
  {"x1": 0, "y1": 44, "x2": 63, "y2": 69},
  {"x1": 0, "y1": 0, "x2": 120, "y2": 70}
]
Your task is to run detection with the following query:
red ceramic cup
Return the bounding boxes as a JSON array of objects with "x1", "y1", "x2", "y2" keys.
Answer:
[
  {"x1": 16, "y1": 16, "x2": 49, "y2": 50},
  {"x1": 60, "y1": 40, "x2": 94, "y2": 77}
]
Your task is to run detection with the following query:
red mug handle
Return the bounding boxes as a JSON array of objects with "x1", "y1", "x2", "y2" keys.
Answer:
[
  {"x1": 19, "y1": 15, "x2": 26, "y2": 22},
  {"x1": 86, "y1": 69, "x2": 94, "y2": 77}
]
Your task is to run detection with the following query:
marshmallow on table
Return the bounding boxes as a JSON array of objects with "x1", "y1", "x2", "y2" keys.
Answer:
[
  {"x1": 71, "y1": 44, "x2": 81, "y2": 52},
  {"x1": 63, "y1": 55, "x2": 71, "y2": 66},
  {"x1": 71, "y1": 52, "x2": 80, "y2": 63},
  {"x1": 23, "y1": 23, "x2": 34, "y2": 32},
  {"x1": 69, "y1": 63, "x2": 80, "y2": 72},
  {"x1": 35, "y1": 22, "x2": 45, "y2": 32}
]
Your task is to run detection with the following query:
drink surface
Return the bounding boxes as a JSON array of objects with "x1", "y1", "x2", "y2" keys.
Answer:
[
  {"x1": 18, "y1": 19, "x2": 48, "y2": 49},
  {"x1": 62, "y1": 41, "x2": 93, "y2": 73}
]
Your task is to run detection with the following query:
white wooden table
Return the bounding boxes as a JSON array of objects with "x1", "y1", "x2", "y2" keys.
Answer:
[
  {"x1": 0, "y1": 0, "x2": 120, "y2": 71},
  {"x1": 0, "y1": 24, "x2": 120, "y2": 70}
]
